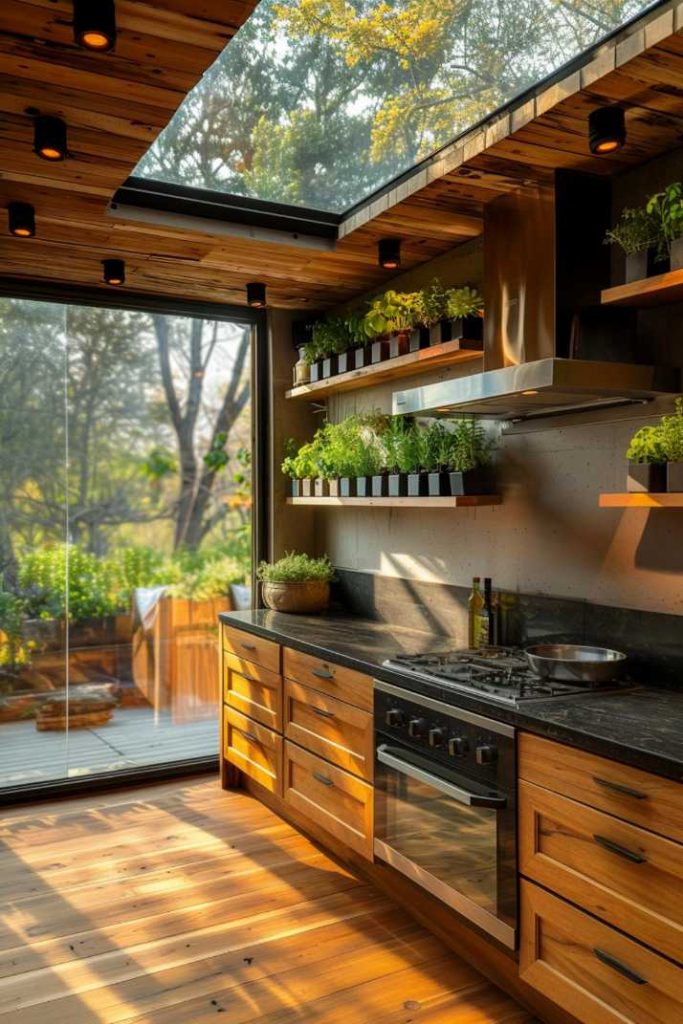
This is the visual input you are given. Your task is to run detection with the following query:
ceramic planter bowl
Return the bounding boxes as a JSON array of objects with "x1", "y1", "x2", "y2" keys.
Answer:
[
  {"x1": 261, "y1": 580, "x2": 330, "y2": 615},
  {"x1": 627, "y1": 462, "x2": 666, "y2": 493},
  {"x1": 666, "y1": 461, "x2": 683, "y2": 492}
]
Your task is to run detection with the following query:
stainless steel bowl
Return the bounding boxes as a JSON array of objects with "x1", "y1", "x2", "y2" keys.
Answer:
[{"x1": 524, "y1": 643, "x2": 627, "y2": 684}]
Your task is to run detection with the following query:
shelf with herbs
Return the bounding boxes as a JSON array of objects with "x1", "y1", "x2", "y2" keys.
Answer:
[{"x1": 600, "y1": 400, "x2": 683, "y2": 507}]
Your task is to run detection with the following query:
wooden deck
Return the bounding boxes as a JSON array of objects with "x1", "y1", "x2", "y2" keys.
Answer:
[
  {"x1": 0, "y1": 710, "x2": 217, "y2": 788},
  {"x1": 0, "y1": 778, "x2": 536, "y2": 1023}
]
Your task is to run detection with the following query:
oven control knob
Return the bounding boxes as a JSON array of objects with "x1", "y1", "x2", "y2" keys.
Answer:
[
  {"x1": 448, "y1": 736, "x2": 469, "y2": 757},
  {"x1": 476, "y1": 744, "x2": 497, "y2": 765},
  {"x1": 408, "y1": 717, "x2": 426, "y2": 739},
  {"x1": 385, "y1": 709, "x2": 405, "y2": 728},
  {"x1": 428, "y1": 727, "x2": 445, "y2": 747}
]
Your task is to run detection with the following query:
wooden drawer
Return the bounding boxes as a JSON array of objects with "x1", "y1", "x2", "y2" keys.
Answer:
[
  {"x1": 520, "y1": 880, "x2": 683, "y2": 1024},
  {"x1": 519, "y1": 733, "x2": 683, "y2": 843},
  {"x1": 223, "y1": 706, "x2": 282, "y2": 797},
  {"x1": 519, "y1": 780, "x2": 683, "y2": 964},
  {"x1": 283, "y1": 647, "x2": 372, "y2": 711},
  {"x1": 284, "y1": 680, "x2": 373, "y2": 781},
  {"x1": 223, "y1": 653, "x2": 282, "y2": 733},
  {"x1": 222, "y1": 625, "x2": 281, "y2": 675},
  {"x1": 283, "y1": 741, "x2": 373, "y2": 860}
]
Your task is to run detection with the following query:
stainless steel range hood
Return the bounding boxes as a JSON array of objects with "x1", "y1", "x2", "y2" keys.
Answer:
[{"x1": 392, "y1": 174, "x2": 680, "y2": 422}]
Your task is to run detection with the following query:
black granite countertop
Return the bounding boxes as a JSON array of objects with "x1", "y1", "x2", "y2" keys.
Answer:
[{"x1": 221, "y1": 609, "x2": 683, "y2": 782}]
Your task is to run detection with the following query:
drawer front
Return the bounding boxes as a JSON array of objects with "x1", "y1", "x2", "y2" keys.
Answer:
[
  {"x1": 284, "y1": 680, "x2": 373, "y2": 781},
  {"x1": 519, "y1": 733, "x2": 683, "y2": 843},
  {"x1": 519, "y1": 781, "x2": 683, "y2": 964},
  {"x1": 223, "y1": 653, "x2": 283, "y2": 732},
  {"x1": 222, "y1": 625, "x2": 281, "y2": 675},
  {"x1": 223, "y1": 706, "x2": 282, "y2": 797},
  {"x1": 283, "y1": 740, "x2": 373, "y2": 859},
  {"x1": 520, "y1": 881, "x2": 683, "y2": 1024},
  {"x1": 283, "y1": 647, "x2": 372, "y2": 711}
]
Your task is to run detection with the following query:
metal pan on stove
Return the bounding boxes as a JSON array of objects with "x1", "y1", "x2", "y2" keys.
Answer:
[{"x1": 524, "y1": 643, "x2": 627, "y2": 685}]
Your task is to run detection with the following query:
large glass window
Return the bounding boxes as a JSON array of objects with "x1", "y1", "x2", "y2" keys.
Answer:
[
  {"x1": 0, "y1": 299, "x2": 253, "y2": 790},
  {"x1": 135, "y1": 0, "x2": 656, "y2": 214}
]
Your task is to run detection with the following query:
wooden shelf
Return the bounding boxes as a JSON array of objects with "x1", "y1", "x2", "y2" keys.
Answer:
[
  {"x1": 286, "y1": 341, "x2": 483, "y2": 400},
  {"x1": 286, "y1": 495, "x2": 501, "y2": 508},
  {"x1": 599, "y1": 493, "x2": 683, "y2": 508},
  {"x1": 600, "y1": 269, "x2": 683, "y2": 308}
]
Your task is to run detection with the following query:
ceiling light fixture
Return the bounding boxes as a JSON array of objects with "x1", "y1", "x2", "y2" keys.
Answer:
[
  {"x1": 73, "y1": 0, "x2": 117, "y2": 51},
  {"x1": 103, "y1": 258, "x2": 125, "y2": 286},
  {"x1": 588, "y1": 106, "x2": 625, "y2": 155},
  {"x1": 246, "y1": 282, "x2": 267, "y2": 307},
  {"x1": 34, "y1": 115, "x2": 67, "y2": 161},
  {"x1": 378, "y1": 238, "x2": 401, "y2": 270},
  {"x1": 8, "y1": 202, "x2": 36, "y2": 237}
]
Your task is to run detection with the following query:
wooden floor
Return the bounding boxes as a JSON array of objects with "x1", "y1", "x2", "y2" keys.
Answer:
[
  {"x1": 0, "y1": 777, "x2": 536, "y2": 1023},
  {"x1": 0, "y1": 710, "x2": 217, "y2": 788}
]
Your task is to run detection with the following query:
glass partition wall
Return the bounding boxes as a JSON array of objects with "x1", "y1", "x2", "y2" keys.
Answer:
[{"x1": 0, "y1": 297, "x2": 254, "y2": 793}]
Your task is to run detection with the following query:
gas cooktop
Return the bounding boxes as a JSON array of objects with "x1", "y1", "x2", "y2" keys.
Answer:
[{"x1": 383, "y1": 647, "x2": 616, "y2": 705}]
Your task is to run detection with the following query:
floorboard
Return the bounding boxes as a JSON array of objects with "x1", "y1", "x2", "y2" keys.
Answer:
[{"x1": 0, "y1": 777, "x2": 536, "y2": 1023}]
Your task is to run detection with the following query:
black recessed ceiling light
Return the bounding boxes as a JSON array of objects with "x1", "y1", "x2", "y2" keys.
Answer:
[
  {"x1": 378, "y1": 238, "x2": 401, "y2": 270},
  {"x1": 8, "y1": 202, "x2": 36, "y2": 238},
  {"x1": 246, "y1": 282, "x2": 267, "y2": 307},
  {"x1": 34, "y1": 115, "x2": 67, "y2": 161},
  {"x1": 588, "y1": 105, "x2": 626, "y2": 155},
  {"x1": 103, "y1": 258, "x2": 125, "y2": 286},
  {"x1": 73, "y1": 0, "x2": 117, "y2": 51}
]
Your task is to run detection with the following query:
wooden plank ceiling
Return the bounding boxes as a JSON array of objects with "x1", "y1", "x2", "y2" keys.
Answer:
[{"x1": 0, "y1": 1, "x2": 682, "y2": 310}]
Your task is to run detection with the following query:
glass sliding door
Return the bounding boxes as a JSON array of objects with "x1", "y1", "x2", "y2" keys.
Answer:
[{"x1": 0, "y1": 298, "x2": 253, "y2": 792}]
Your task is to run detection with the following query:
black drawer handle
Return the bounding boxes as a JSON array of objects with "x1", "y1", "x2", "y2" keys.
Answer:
[
  {"x1": 593, "y1": 834, "x2": 646, "y2": 864},
  {"x1": 312, "y1": 706, "x2": 335, "y2": 719},
  {"x1": 241, "y1": 641, "x2": 257, "y2": 651},
  {"x1": 593, "y1": 776, "x2": 647, "y2": 800},
  {"x1": 593, "y1": 948, "x2": 647, "y2": 986},
  {"x1": 313, "y1": 771, "x2": 333, "y2": 787},
  {"x1": 239, "y1": 673, "x2": 257, "y2": 683},
  {"x1": 242, "y1": 730, "x2": 259, "y2": 743},
  {"x1": 312, "y1": 667, "x2": 334, "y2": 680}
]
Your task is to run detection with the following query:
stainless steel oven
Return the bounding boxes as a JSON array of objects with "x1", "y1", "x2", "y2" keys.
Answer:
[{"x1": 374, "y1": 680, "x2": 517, "y2": 949}]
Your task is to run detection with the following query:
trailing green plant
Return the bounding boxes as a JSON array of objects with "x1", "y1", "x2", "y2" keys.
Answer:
[
  {"x1": 646, "y1": 182, "x2": 683, "y2": 260},
  {"x1": 257, "y1": 552, "x2": 335, "y2": 583},
  {"x1": 625, "y1": 424, "x2": 667, "y2": 464},
  {"x1": 604, "y1": 207, "x2": 659, "y2": 257},
  {"x1": 445, "y1": 286, "x2": 484, "y2": 320}
]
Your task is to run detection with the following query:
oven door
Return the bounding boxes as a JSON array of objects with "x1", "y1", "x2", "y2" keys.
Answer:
[{"x1": 374, "y1": 737, "x2": 516, "y2": 949}]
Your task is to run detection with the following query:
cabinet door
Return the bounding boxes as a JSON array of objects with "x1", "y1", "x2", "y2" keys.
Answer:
[
  {"x1": 284, "y1": 680, "x2": 373, "y2": 781},
  {"x1": 520, "y1": 880, "x2": 683, "y2": 1024},
  {"x1": 223, "y1": 653, "x2": 282, "y2": 732},
  {"x1": 284, "y1": 741, "x2": 373, "y2": 860},
  {"x1": 222, "y1": 625, "x2": 281, "y2": 675},
  {"x1": 283, "y1": 647, "x2": 372, "y2": 711},
  {"x1": 223, "y1": 706, "x2": 282, "y2": 797}
]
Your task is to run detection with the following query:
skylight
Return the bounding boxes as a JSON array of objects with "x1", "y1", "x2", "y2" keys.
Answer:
[{"x1": 135, "y1": 0, "x2": 657, "y2": 216}]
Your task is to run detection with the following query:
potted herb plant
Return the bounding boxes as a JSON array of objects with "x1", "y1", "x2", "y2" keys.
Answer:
[
  {"x1": 646, "y1": 182, "x2": 683, "y2": 271},
  {"x1": 625, "y1": 425, "x2": 667, "y2": 493},
  {"x1": 604, "y1": 207, "x2": 660, "y2": 283},
  {"x1": 382, "y1": 417, "x2": 419, "y2": 496},
  {"x1": 282, "y1": 438, "x2": 320, "y2": 497},
  {"x1": 364, "y1": 294, "x2": 394, "y2": 364},
  {"x1": 426, "y1": 418, "x2": 496, "y2": 496},
  {"x1": 257, "y1": 552, "x2": 334, "y2": 615},
  {"x1": 446, "y1": 286, "x2": 484, "y2": 347},
  {"x1": 659, "y1": 398, "x2": 683, "y2": 491}
]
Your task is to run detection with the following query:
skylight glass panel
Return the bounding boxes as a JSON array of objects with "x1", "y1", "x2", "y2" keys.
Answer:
[{"x1": 135, "y1": 0, "x2": 657, "y2": 215}]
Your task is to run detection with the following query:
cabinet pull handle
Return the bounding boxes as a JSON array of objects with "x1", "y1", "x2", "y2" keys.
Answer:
[
  {"x1": 241, "y1": 641, "x2": 257, "y2": 651},
  {"x1": 313, "y1": 707, "x2": 335, "y2": 719},
  {"x1": 239, "y1": 673, "x2": 256, "y2": 683},
  {"x1": 593, "y1": 776, "x2": 647, "y2": 800},
  {"x1": 243, "y1": 730, "x2": 259, "y2": 743},
  {"x1": 593, "y1": 834, "x2": 646, "y2": 864},
  {"x1": 593, "y1": 948, "x2": 647, "y2": 986},
  {"x1": 313, "y1": 771, "x2": 333, "y2": 787},
  {"x1": 312, "y1": 667, "x2": 334, "y2": 680}
]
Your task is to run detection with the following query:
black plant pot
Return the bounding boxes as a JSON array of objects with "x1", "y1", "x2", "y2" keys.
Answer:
[
  {"x1": 339, "y1": 477, "x2": 356, "y2": 497},
  {"x1": 301, "y1": 478, "x2": 314, "y2": 498},
  {"x1": 370, "y1": 339, "x2": 390, "y2": 364},
  {"x1": 309, "y1": 361, "x2": 322, "y2": 383},
  {"x1": 389, "y1": 331, "x2": 411, "y2": 359},
  {"x1": 371, "y1": 474, "x2": 388, "y2": 497},
  {"x1": 353, "y1": 347, "x2": 366, "y2": 370},
  {"x1": 387, "y1": 473, "x2": 407, "y2": 497},
  {"x1": 625, "y1": 251, "x2": 648, "y2": 284},
  {"x1": 450, "y1": 315, "x2": 484, "y2": 348},
  {"x1": 313, "y1": 477, "x2": 328, "y2": 497},
  {"x1": 670, "y1": 237, "x2": 683, "y2": 272},
  {"x1": 428, "y1": 320, "x2": 452, "y2": 346},
  {"x1": 408, "y1": 327, "x2": 430, "y2": 353},
  {"x1": 666, "y1": 461, "x2": 683, "y2": 492},
  {"x1": 355, "y1": 476, "x2": 371, "y2": 497},
  {"x1": 427, "y1": 468, "x2": 495, "y2": 496},
  {"x1": 407, "y1": 472, "x2": 428, "y2": 497},
  {"x1": 337, "y1": 349, "x2": 352, "y2": 375},
  {"x1": 290, "y1": 479, "x2": 301, "y2": 497},
  {"x1": 627, "y1": 462, "x2": 666, "y2": 493},
  {"x1": 322, "y1": 355, "x2": 337, "y2": 379}
]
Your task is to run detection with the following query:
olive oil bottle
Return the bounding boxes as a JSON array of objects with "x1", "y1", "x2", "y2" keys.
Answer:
[{"x1": 468, "y1": 577, "x2": 484, "y2": 648}]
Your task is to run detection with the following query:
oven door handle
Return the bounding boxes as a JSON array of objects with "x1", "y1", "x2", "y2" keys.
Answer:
[{"x1": 376, "y1": 745, "x2": 507, "y2": 808}]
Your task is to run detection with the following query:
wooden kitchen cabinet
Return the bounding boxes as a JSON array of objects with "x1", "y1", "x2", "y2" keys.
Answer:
[
  {"x1": 284, "y1": 679, "x2": 373, "y2": 781},
  {"x1": 223, "y1": 705, "x2": 283, "y2": 797},
  {"x1": 223, "y1": 652, "x2": 283, "y2": 732}
]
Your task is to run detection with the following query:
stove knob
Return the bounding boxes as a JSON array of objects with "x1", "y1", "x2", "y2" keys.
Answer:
[
  {"x1": 408, "y1": 718, "x2": 426, "y2": 739},
  {"x1": 476, "y1": 744, "x2": 497, "y2": 765},
  {"x1": 428, "y1": 727, "x2": 445, "y2": 747},
  {"x1": 385, "y1": 709, "x2": 405, "y2": 728},
  {"x1": 448, "y1": 736, "x2": 469, "y2": 758}
]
